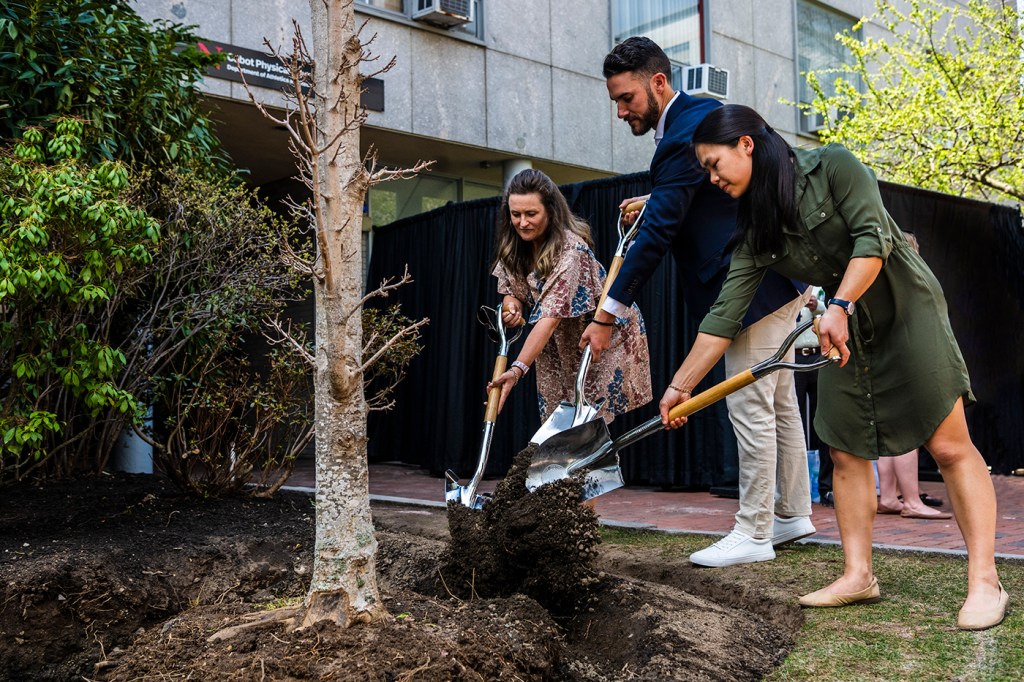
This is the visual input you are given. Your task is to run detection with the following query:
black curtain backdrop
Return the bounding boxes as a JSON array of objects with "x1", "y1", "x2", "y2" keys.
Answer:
[{"x1": 365, "y1": 172, "x2": 1024, "y2": 487}]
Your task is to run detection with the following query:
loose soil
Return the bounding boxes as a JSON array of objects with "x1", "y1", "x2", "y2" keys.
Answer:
[{"x1": 1, "y1": 451, "x2": 803, "y2": 681}]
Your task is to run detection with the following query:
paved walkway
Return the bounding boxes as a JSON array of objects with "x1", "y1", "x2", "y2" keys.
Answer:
[{"x1": 286, "y1": 461, "x2": 1024, "y2": 560}]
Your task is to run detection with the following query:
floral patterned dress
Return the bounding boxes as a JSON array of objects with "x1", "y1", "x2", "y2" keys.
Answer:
[{"x1": 493, "y1": 236, "x2": 652, "y2": 423}]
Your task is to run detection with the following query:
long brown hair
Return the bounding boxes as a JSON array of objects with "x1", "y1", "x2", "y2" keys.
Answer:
[{"x1": 493, "y1": 169, "x2": 593, "y2": 281}]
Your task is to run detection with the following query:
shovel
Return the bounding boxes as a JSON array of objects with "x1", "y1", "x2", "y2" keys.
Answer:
[
  {"x1": 529, "y1": 199, "x2": 648, "y2": 445},
  {"x1": 445, "y1": 303, "x2": 524, "y2": 509},
  {"x1": 525, "y1": 316, "x2": 842, "y2": 500}
]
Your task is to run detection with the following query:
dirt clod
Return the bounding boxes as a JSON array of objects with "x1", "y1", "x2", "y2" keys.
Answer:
[{"x1": 444, "y1": 447, "x2": 601, "y2": 616}]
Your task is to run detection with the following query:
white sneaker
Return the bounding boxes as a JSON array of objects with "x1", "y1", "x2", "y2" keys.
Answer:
[
  {"x1": 689, "y1": 530, "x2": 775, "y2": 567},
  {"x1": 772, "y1": 515, "x2": 816, "y2": 547}
]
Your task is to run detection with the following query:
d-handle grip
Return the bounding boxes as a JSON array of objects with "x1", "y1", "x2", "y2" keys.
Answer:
[{"x1": 621, "y1": 200, "x2": 646, "y2": 214}]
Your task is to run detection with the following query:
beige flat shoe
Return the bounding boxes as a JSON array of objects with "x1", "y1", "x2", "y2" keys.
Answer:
[
  {"x1": 958, "y1": 584, "x2": 1010, "y2": 631},
  {"x1": 799, "y1": 577, "x2": 881, "y2": 608}
]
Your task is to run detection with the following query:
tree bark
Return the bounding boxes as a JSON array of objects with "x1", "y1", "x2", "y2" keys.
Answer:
[{"x1": 302, "y1": 0, "x2": 386, "y2": 628}]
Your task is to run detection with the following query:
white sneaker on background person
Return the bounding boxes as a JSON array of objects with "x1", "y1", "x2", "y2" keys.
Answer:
[
  {"x1": 689, "y1": 529, "x2": 775, "y2": 567},
  {"x1": 771, "y1": 515, "x2": 816, "y2": 547}
]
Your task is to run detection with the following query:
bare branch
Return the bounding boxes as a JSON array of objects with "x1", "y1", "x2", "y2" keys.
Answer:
[
  {"x1": 339, "y1": 266, "x2": 414, "y2": 326},
  {"x1": 370, "y1": 159, "x2": 435, "y2": 186},
  {"x1": 359, "y1": 316, "x2": 430, "y2": 374},
  {"x1": 262, "y1": 315, "x2": 315, "y2": 366}
]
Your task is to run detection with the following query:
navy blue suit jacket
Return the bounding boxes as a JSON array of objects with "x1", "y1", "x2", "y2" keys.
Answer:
[{"x1": 608, "y1": 92, "x2": 800, "y2": 327}]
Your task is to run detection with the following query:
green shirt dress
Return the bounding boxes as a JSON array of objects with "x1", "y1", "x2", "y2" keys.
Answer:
[{"x1": 698, "y1": 144, "x2": 973, "y2": 459}]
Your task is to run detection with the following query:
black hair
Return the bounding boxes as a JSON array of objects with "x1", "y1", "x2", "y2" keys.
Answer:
[
  {"x1": 692, "y1": 104, "x2": 796, "y2": 255},
  {"x1": 603, "y1": 36, "x2": 672, "y2": 81}
]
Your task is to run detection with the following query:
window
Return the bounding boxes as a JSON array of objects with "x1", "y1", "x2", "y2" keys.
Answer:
[
  {"x1": 359, "y1": 0, "x2": 404, "y2": 11},
  {"x1": 368, "y1": 175, "x2": 459, "y2": 226},
  {"x1": 612, "y1": 0, "x2": 704, "y2": 73},
  {"x1": 796, "y1": 1, "x2": 862, "y2": 134},
  {"x1": 368, "y1": 175, "x2": 499, "y2": 225},
  {"x1": 355, "y1": 0, "x2": 482, "y2": 40}
]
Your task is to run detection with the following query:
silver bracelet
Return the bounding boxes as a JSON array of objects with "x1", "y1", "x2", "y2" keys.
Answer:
[{"x1": 511, "y1": 360, "x2": 530, "y2": 376}]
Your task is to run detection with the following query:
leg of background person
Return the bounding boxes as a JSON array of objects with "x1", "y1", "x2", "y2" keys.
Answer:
[
  {"x1": 724, "y1": 324, "x2": 779, "y2": 540},
  {"x1": 804, "y1": 370, "x2": 833, "y2": 503},
  {"x1": 817, "y1": 430, "x2": 834, "y2": 501},
  {"x1": 890, "y1": 450, "x2": 949, "y2": 517},
  {"x1": 925, "y1": 399, "x2": 1002, "y2": 614},
  {"x1": 876, "y1": 455, "x2": 902, "y2": 513},
  {"x1": 793, "y1": 360, "x2": 813, "y2": 449},
  {"x1": 818, "y1": 448, "x2": 876, "y2": 594}
]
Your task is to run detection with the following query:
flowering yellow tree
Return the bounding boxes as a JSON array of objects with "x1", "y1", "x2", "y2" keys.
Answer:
[{"x1": 804, "y1": 0, "x2": 1023, "y2": 203}]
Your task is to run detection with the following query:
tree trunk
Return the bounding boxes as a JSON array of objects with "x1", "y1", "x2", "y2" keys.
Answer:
[{"x1": 302, "y1": 0, "x2": 386, "y2": 628}]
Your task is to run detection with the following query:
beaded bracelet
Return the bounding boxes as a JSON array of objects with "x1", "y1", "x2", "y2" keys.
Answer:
[{"x1": 668, "y1": 384, "x2": 692, "y2": 394}]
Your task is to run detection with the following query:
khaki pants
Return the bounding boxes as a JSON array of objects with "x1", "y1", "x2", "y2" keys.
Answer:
[{"x1": 724, "y1": 295, "x2": 811, "y2": 538}]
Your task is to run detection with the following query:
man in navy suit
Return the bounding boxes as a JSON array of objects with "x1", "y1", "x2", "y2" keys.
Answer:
[{"x1": 582, "y1": 37, "x2": 815, "y2": 567}]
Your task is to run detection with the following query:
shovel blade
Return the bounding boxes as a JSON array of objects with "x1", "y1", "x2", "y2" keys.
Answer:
[
  {"x1": 525, "y1": 418, "x2": 618, "y2": 492},
  {"x1": 444, "y1": 470, "x2": 490, "y2": 509},
  {"x1": 530, "y1": 402, "x2": 600, "y2": 445},
  {"x1": 580, "y1": 462, "x2": 626, "y2": 501}
]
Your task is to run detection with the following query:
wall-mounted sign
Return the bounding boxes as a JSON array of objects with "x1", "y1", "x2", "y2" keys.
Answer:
[{"x1": 196, "y1": 40, "x2": 384, "y2": 112}]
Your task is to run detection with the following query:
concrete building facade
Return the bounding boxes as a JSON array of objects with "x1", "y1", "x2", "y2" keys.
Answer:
[{"x1": 130, "y1": 1, "x2": 965, "y2": 226}]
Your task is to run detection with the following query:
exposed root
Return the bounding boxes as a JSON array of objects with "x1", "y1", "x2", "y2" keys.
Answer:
[{"x1": 206, "y1": 606, "x2": 302, "y2": 643}]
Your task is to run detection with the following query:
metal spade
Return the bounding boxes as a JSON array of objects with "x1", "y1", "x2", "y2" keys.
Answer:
[
  {"x1": 525, "y1": 316, "x2": 842, "y2": 500},
  {"x1": 445, "y1": 303, "x2": 523, "y2": 509}
]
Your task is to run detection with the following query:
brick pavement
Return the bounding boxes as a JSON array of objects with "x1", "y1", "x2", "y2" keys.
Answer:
[{"x1": 286, "y1": 461, "x2": 1024, "y2": 559}]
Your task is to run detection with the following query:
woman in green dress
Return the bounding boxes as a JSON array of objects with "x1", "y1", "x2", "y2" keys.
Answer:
[{"x1": 659, "y1": 104, "x2": 1006, "y2": 630}]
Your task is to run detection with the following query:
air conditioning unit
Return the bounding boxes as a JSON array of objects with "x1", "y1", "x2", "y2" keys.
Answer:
[
  {"x1": 683, "y1": 64, "x2": 730, "y2": 100},
  {"x1": 413, "y1": 0, "x2": 473, "y2": 29}
]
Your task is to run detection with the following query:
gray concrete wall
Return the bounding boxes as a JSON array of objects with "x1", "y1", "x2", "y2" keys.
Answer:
[
  {"x1": 133, "y1": 1, "x2": 974, "y2": 172},
  {"x1": 708, "y1": 0, "x2": 885, "y2": 144},
  {"x1": 133, "y1": 0, "x2": 645, "y2": 173}
]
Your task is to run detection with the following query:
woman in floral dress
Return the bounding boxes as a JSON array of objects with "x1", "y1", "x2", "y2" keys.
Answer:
[{"x1": 488, "y1": 169, "x2": 651, "y2": 423}]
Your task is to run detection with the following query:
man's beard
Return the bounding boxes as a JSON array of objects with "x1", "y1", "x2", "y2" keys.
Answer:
[{"x1": 628, "y1": 84, "x2": 661, "y2": 136}]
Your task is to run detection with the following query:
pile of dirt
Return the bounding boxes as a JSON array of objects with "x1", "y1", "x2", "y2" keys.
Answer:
[
  {"x1": 0, "y1": 466, "x2": 801, "y2": 681},
  {"x1": 444, "y1": 447, "x2": 602, "y2": 615}
]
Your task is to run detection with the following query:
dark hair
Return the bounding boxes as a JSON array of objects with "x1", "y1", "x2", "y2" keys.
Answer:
[
  {"x1": 494, "y1": 169, "x2": 593, "y2": 281},
  {"x1": 603, "y1": 36, "x2": 672, "y2": 81},
  {"x1": 692, "y1": 104, "x2": 796, "y2": 255}
]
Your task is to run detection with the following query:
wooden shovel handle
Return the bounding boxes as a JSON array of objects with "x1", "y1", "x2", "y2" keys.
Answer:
[
  {"x1": 666, "y1": 370, "x2": 757, "y2": 421},
  {"x1": 621, "y1": 200, "x2": 646, "y2": 214},
  {"x1": 598, "y1": 255, "x2": 625, "y2": 306},
  {"x1": 484, "y1": 355, "x2": 508, "y2": 423}
]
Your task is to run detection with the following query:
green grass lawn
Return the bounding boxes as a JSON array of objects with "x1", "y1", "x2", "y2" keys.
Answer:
[{"x1": 601, "y1": 528, "x2": 1024, "y2": 681}]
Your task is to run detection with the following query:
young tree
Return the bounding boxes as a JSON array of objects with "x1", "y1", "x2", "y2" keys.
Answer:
[
  {"x1": 803, "y1": 0, "x2": 1023, "y2": 203},
  {"x1": 229, "y1": 1, "x2": 429, "y2": 630}
]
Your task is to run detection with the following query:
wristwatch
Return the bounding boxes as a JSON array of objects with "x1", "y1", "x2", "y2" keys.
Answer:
[{"x1": 827, "y1": 298, "x2": 856, "y2": 316}]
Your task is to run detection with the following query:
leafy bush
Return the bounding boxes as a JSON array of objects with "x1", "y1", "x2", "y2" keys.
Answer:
[
  {"x1": 153, "y1": 345, "x2": 313, "y2": 499},
  {"x1": 0, "y1": 119, "x2": 154, "y2": 480},
  {"x1": 0, "y1": 0, "x2": 226, "y2": 171},
  {"x1": 138, "y1": 172, "x2": 311, "y2": 496}
]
